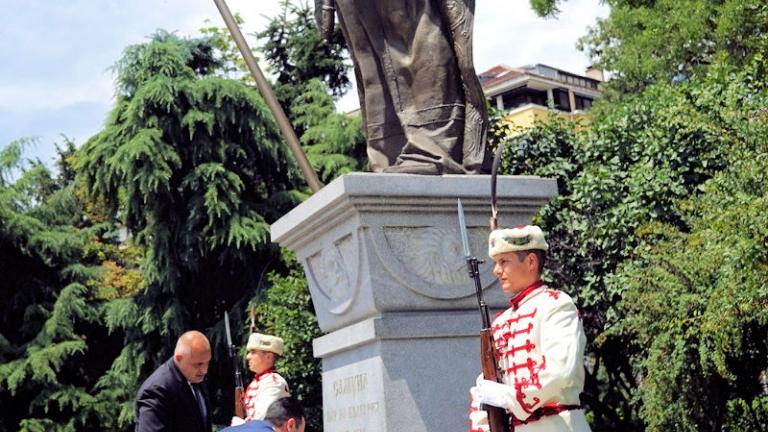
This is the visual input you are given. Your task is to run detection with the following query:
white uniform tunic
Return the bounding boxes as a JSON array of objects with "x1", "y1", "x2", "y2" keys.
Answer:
[
  {"x1": 469, "y1": 282, "x2": 591, "y2": 432},
  {"x1": 243, "y1": 369, "x2": 290, "y2": 421}
]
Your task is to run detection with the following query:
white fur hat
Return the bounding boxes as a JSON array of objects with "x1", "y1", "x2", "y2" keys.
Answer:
[
  {"x1": 246, "y1": 333, "x2": 284, "y2": 355},
  {"x1": 488, "y1": 225, "x2": 549, "y2": 257}
]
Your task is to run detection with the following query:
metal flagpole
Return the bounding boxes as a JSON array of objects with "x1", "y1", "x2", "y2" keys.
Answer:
[{"x1": 213, "y1": 0, "x2": 323, "y2": 193}]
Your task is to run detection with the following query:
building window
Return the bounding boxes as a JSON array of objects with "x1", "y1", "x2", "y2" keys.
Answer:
[
  {"x1": 575, "y1": 95, "x2": 593, "y2": 111},
  {"x1": 500, "y1": 87, "x2": 547, "y2": 110},
  {"x1": 552, "y1": 88, "x2": 571, "y2": 112}
]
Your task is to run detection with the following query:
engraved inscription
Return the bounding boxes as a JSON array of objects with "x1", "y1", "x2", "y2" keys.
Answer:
[
  {"x1": 334, "y1": 373, "x2": 368, "y2": 397},
  {"x1": 323, "y1": 359, "x2": 384, "y2": 431}
]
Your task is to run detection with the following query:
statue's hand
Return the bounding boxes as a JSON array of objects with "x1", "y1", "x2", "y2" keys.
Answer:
[{"x1": 314, "y1": 0, "x2": 336, "y2": 42}]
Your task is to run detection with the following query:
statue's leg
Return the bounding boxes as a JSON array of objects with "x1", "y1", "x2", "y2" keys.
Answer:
[
  {"x1": 376, "y1": 0, "x2": 468, "y2": 174},
  {"x1": 335, "y1": 0, "x2": 407, "y2": 172},
  {"x1": 439, "y1": 0, "x2": 488, "y2": 173}
]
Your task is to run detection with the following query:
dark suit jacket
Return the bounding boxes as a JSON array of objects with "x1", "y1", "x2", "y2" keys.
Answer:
[
  {"x1": 220, "y1": 420, "x2": 274, "y2": 432},
  {"x1": 135, "y1": 358, "x2": 212, "y2": 432}
]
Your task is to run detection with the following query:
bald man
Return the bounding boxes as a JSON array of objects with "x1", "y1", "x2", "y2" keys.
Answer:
[{"x1": 135, "y1": 331, "x2": 213, "y2": 432}]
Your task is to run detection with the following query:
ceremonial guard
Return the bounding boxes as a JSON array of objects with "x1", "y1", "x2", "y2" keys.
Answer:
[
  {"x1": 241, "y1": 333, "x2": 291, "y2": 422},
  {"x1": 469, "y1": 225, "x2": 591, "y2": 432}
]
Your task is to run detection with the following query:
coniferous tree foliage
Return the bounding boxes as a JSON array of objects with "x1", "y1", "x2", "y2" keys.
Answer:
[
  {"x1": 0, "y1": 139, "x2": 142, "y2": 431},
  {"x1": 76, "y1": 31, "x2": 303, "y2": 427},
  {"x1": 293, "y1": 78, "x2": 367, "y2": 183},
  {"x1": 202, "y1": 4, "x2": 364, "y2": 182},
  {"x1": 257, "y1": 0, "x2": 351, "y2": 123}
]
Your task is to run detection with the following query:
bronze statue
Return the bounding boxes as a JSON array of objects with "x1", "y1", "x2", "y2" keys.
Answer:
[{"x1": 316, "y1": 0, "x2": 488, "y2": 174}]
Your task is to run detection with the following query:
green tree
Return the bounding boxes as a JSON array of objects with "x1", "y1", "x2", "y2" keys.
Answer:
[
  {"x1": 493, "y1": 55, "x2": 768, "y2": 429},
  {"x1": 199, "y1": 14, "x2": 255, "y2": 82},
  {"x1": 201, "y1": 3, "x2": 364, "y2": 182},
  {"x1": 257, "y1": 0, "x2": 351, "y2": 122},
  {"x1": 588, "y1": 0, "x2": 766, "y2": 94},
  {"x1": 607, "y1": 59, "x2": 768, "y2": 431},
  {"x1": 76, "y1": 31, "x2": 303, "y2": 427},
  {"x1": 293, "y1": 78, "x2": 367, "y2": 183},
  {"x1": 77, "y1": 17, "x2": 357, "y2": 428},
  {"x1": 0, "y1": 138, "x2": 142, "y2": 431},
  {"x1": 531, "y1": 0, "x2": 768, "y2": 94}
]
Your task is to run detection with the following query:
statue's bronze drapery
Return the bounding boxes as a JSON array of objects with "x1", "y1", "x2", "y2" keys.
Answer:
[{"x1": 318, "y1": 0, "x2": 488, "y2": 174}]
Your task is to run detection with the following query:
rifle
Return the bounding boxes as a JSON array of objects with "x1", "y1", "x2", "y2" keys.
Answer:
[
  {"x1": 224, "y1": 311, "x2": 246, "y2": 419},
  {"x1": 457, "y1": 199, "x2": 511, "y2": 432}
]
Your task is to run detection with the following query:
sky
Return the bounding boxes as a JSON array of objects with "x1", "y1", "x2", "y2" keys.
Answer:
[{"x1": 0, "y1": 0, "x2": 608, "y2": 165}]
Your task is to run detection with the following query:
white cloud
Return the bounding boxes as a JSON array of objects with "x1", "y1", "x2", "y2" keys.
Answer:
[
  {"x1": 0, "y1": 0, "x2": 296, "y2": 112},
  {"x1": 0, "y1": 76, "x2": 113, "y2": 110},
  {"x1": 474, "y1": 0, "x2": 609, "y2": 74}
]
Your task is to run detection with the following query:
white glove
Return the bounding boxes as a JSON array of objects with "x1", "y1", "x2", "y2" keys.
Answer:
[
  {"x1": 230, "y1": 416, "x2": 246, "y2": 426},
  {"x1": 475, "y1": 379, "x2": 512, "y2": 410}
]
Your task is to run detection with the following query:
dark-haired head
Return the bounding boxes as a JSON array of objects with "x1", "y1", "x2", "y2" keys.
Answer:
[{"x1": 265, "y1": 397, "x2": 305, "y2": 432}]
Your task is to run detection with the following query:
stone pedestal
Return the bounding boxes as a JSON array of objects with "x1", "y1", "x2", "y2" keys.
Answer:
[{"x1": 271, "y1": 173, "x2": 556, "y2": 432}]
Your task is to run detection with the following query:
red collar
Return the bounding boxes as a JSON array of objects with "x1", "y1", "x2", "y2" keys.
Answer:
[
  {"x1": 509, "y1": 280, "x2": 544, "y2": 310},
  {"x1": 254, "y1": 368, "x2": 276, "y2": 381}
]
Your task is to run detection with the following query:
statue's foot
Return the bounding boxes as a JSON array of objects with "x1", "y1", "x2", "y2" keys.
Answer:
[{"x1": 382, "y1": 161, "x2": 440, "y2": 175}]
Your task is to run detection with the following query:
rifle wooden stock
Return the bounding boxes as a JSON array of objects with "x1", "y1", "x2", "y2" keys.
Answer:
[
  {"x1": 480, "y1": 329, "x2": 511, "y2": 432},
  {"x1": 234, "y1": 385, "x2": 245, "y2": 419}
]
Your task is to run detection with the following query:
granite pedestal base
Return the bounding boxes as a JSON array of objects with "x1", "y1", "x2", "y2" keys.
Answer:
[{"x1": 271, "y1": 173, "x2": 556, "y2": 431}]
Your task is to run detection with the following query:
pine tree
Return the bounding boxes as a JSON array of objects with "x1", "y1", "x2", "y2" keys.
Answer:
[
  {"x1": 76, "y1": 31, "x2": 303, "y2": 427},
  {"x1": 0, "y1": 138, "x2": 140, "y2": 431},
  {"x1": 293, "y1": 79, "x2": 367, "y2": 183},
  {"x1": 258, "y1": 0, "x2": 351, "y2": 123}
]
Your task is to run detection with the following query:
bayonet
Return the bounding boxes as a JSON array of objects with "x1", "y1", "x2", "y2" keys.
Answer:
[
  {"x1": 225, "y1": 311, "x2": 234, "y2": 348},
  {"x1": 458, "y1": 199, "x2": 472, "y2": 259}
]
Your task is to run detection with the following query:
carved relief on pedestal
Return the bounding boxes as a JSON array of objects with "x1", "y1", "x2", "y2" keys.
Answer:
[
  {"x1": 305, "y1": 230, "x2": 362, "y2": 315},
  {"x1": 385, "y1": 227, "x2": 467, "y2": 286},
  {"x1": 370, "y1": 225, "x2": 496, "y2": 300}
]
